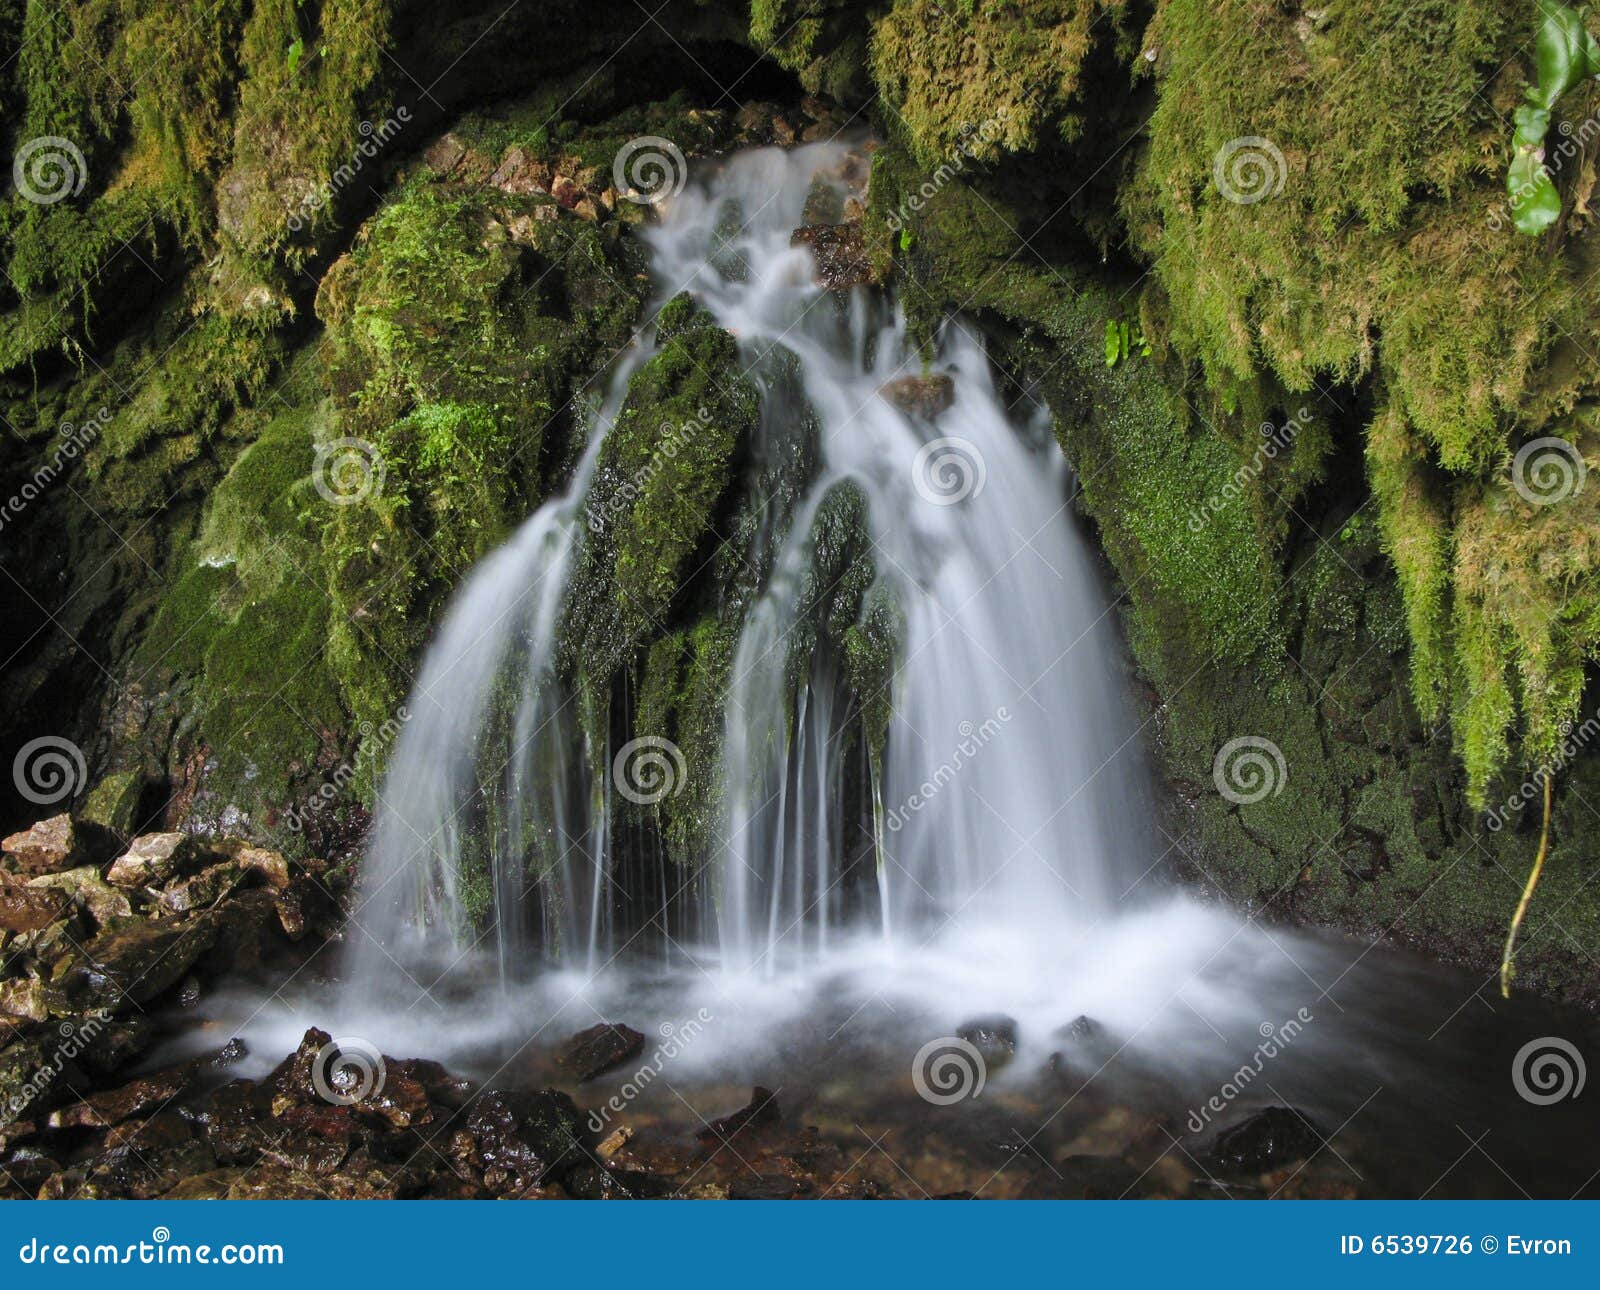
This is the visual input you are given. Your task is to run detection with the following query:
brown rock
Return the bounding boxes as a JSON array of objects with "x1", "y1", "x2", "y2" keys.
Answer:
[
  {"x1": 47, "y1": 1060, "x2": 194, "y2": 1129},
  {"x1": 880, "y1": 373, "x2": 956, "y2": 418},
  {"x1": 159, "y1": 861, "x2": 246, "y2": 914},
  {"x1": 488, "y1": 145, "x2": 550, "y2": 195},
  {"x1": 558, "y1": 1022, "x2": 646, "y2": 1082},
  {"x1": 698, "y1": 1086, "x2": 781, "y2": 1145},
  {"x1": 790, "y1": 223, "x2": 871, "y2": 290},
  {"x1": 27, "y1": 866, "x2": 133, "y2": 927},
  {"x1": 422, "y1": 132, "x2": 468, "y2": 177},
  {"x1": 106, "y1": 832, "x2": 201, "y2": 889},
  {"x1": 0, "y1": 884, "x2": 70, "y2": 934},
  {"x1": 3, "y1": 816, "x2": 117, "y2": 875}
]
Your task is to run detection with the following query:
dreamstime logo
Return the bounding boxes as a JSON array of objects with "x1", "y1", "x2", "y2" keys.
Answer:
[
  {"x1": 613, "y1": 136, "x2": 688, "y2": 207},
  {"x1": 1186, "y1": 406, "x2": 1315, "y2": 533},
  {"x1": 12, "y1": 135, "x2": 87, "y2": 205},
  {"x1": 612, "y1": 736, "x2": 687, "y2": 806},
  {"x1": 1485, "y1": 708, "x2": 1600, "y2": 832},
  {"x1": 1186, "y1": 1007, "x2": 1313, "y2": 1134},
  {"x1": 312, "y1": 436, "x2": 385, "y2": 506},
  {"x1": 1212, "y1": 735, "x2": 1287, "y2": 804},
  {"x1": 911, "y1": 1036, "x2": 986, "y2": 1105},
  {"x1": 912, "y1": 436, "x2": 986, "y2": 506},
  {"x1": 883, "y1": 108, "x2": 1013, "y2": 233},
  {"x1": 1511, "y1": 1036, "x2": 1586, "y2": 1105},
  {"x1": 288, "y1": 107, "x2": 411, "y2": 233},
  {"x1": 0, "y1": 408, "x2": 112, "y2": 535},
  {"x1": 885, "y1": 708, "x2": 1012, "y2": 832},
  {"x1": 12, "y1": 735, "x2": 87, "y2": 807},
  {"x1": 1511, "y1": 436, "x2": 1586, "y2": 506},
  {"x1": 1212, "y1": 136, "x2": 1286, "y2": 205},
  {"x1": 2, "y1": 1011, "x2": 110, "y2": 1126},
  {"x1": 311, "y1": 1037, "x2": 386, "y2": 1106}
]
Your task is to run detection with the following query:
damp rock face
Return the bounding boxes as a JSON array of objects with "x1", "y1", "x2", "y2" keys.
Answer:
[{"x1": 957, "y1": 1014, "x2": 1018, "y2": 1069}]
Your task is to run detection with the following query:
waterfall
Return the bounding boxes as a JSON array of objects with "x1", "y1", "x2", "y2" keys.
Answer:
[{"x1": 345, "y1": 141, "x2": 1156, "y2": 1004}]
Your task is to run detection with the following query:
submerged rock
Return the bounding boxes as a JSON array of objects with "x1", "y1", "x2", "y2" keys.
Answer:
[
  {"x1": 957, "y1": 1014, "x2": 1018, "y2": 1070},
  {"x1": 791, "y1": 223, "x2": 872, "y2": 289},
  {"x1": 1210, "y1": 1106, "x2": 1326, "y2": 1173},
  {"x1": 698, "y1": 1086, "x2": 781, "y2": 1145},
  {"x1": 559, "y1": 1022, "x2": 646, "y2": 1082},
  {"x1": 880, "y1": 373, "x2": 955, "y2": 418},
  {"x1": 462, "y1": 1089, "x2": 591, "y2": 1197}
]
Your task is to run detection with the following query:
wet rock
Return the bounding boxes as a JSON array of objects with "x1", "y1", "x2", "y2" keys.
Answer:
[
  {"x1": 729, "y1": 1173, "x2": 808, "y2": 1199},
  {"x1": 106, "y1": 832, "x2": 202, "y2": 889},
  {"x1": 3, "y1": 816, "x2": 119, "y2": 875},
  {"x1": 233, "y1": 846, "x2": 291, "y2": 889},
  {"x1": 0, "y1": 978, "x2": 50, "y2": 1023},
  {"x1": 791, "y1": 223, "x2": 871, "y2": 290},
  {"x1": 76, "y1": 1016, "x2": 155, "y2": 1077},
  {"x1": 159, "y1": 861, "x2": 246, "y2": 914},
  {"x1": 273, "y1": 884, "x2": 307, "y2": 939},
  {"x1": 28, "y1": 866, "x2": 133, "y2": 927},
  {"x1": 162, "y1": 1167, "x2": 247, "y2": 1199},
  {"x1": 46, "y1": 916, "x2": 218, "y2": 1013},
  {"x1": 103, "y1": 1111, "x2": 194, "y2": 1154},
  {"x1": 957, "y1": 1014, "x2": 1018, "y2": 1069},
  {"x1": 47, "y1": 1058, "x2": 196, "y2": 1129},
  {"x1": 881, "y1": 373, "x2": 956, "y2": 418},
  {"x1": 1210, "y1": 1106, "x2": 1326, "y2": 1173},
  {"x1": 201, "y1": 888, "x2": 287, "y2": 973},
  {"x1": 0, "y1": 1032, "x2": 87, "y2": 1122},
  {"x1": 225, "y1": 1166, "x2": 328, "y2": 1200},
  {"x1": 564, "y1": 1162, "x2": 672, "y2": 1198},
  {"x1": 0, "y1": 1145, "x2": 60, "y2": 1197},
  {"x1": 559, "y1": 1022, "x2": 646, "y2": 1082},
  {"x1": 0, "y1": 883, "x2": 70, "y2": 934},
  {"x1": 697, "y1": 1086, "x2": 781, "y2": 1145},
  {"x1": 462, "y1": 1089, "x2": 590, "y2": 1196},
  {"x1": 1059, "y1": 1015, "x2": 1103, "y2": 1042}
]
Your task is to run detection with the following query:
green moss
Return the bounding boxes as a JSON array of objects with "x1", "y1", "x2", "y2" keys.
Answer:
[
  {"x1": 565, "y1": 300, "x2": 758, "y2": 677},
  {"x1": 872, "y1": 0, "x2": 1131, "y2": 166}
]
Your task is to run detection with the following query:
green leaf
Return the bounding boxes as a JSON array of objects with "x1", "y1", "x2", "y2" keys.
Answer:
[
  {"x1": 1104, "y1": 319, "x2": 1120, "y2": 367},
  {"x1": 287, "y1": 37, "x2": 304, "y2": 74}
]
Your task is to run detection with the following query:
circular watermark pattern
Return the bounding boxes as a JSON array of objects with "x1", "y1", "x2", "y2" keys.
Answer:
[
  {"x1": 612, "y1": 736, "x2": 687, "y2": 806},
  {"x1": 312, "y1": 437, "x2": 385, "y2": 506},
  {"x1": 13, "y1": 735, "x2": 87, "y2": 806},
  {"x1": 311, "y1": 1037, "x2": 387, "y2": 1106},
  {"x1": 1212, "y1": 136, "x2": 1286, "y2": 205},
  {"x1": 152, "y1": 1226, "x2": 171, "y2": 1245},
  {"x1": 1511, "y1": 1036, "x2": 1586, "y2": 1105},
  {"x1": 613, "y1": 136, "x2": 688, "y2": 207},
  {"x1": 1212, "y1": 735, "x2": 1287, "y2": 805},
  {"x1": 912, "y1": 436, "x2": 986, "y2": 506},
  {"x1": 911, "y1": 1036, "x2": 987, "y2": 1105},
  {"x1": 1511, "y1": 437, "x2": 1586, "y2": 506},
  {"x1": 13, "y1": 136, "x2": 87, "y2": 205}
]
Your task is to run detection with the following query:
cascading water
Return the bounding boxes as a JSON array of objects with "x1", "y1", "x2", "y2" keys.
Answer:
[
  {"x1": 188, "y1": 142, "x2": 1600, "y2": 1202},
  {"x1": 346, "y1": 139, "x2": 1156, "y2": 1002}
]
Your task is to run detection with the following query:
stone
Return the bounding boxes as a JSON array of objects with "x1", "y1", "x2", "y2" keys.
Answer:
[
  {"x1": 0, "y1": 978, "x2": 49, "y2": 1023},
  {"x1": 79, "y1": 770, "x2": 145, "y2": 836},
  {"x1": 46, "y1": 1059, "x2": 195, "y2": 1129},
  {"x1": 46, "y1": 916, "x2": 219, "y2": 1014},
  {"x1": 558, "y1": 1022, "x2": 646, "y2": 1082},
  {"x1": 162, "y1": 1167, "x2": 247, "y2": 1199},
  {"x1": 27, "y1": 866, "x2": 133, "y2": 927},
  {"x1": 0, "y1": 884, "x2": 70, "y2": 934},
  {"x1": 422, "y1": 132, "x2": 468, "y2": 177},
  {"x1": 697, "y1": 1086, "x2": 780, "y2": 1145},
  {"x1": 106, "y1": 832, "x2": 202, "y2": 889},
  {"x1": 880, "y1": 373, "x2": 956, "y2": 418},
  {"x1": 957, "y1": 1014, "x2": 1018, "y2": 1069},
  {"x1": 159, "y1": 861, "x2": 246, "y2": 914},
  {"x1": 462, "y1": 1089, "x2": 590, "y2": 1196},
  {"x1": 790, "y1": 223, "x2": 871, "y2": 290},
  {"x1": 0, "y1": 1033, "x2": 86, "y2": 1123},
  {"x1": 2, "y1": 816, "x2": 118, "y2": 875},
  {"x1": 489, "y1": 145, "x2": 550, "y2": 195},
  {"x1": 1210, "y1": 1106, "x2": 1326, "y2": 1174}
]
